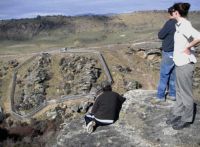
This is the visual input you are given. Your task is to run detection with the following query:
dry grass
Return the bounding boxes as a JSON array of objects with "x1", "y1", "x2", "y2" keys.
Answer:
[{"x1": 0, "y1": 12, "x2": 184, "y2": 54}]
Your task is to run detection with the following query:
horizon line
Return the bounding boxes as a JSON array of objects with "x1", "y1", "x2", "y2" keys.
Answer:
[{"x1": 1, "y1": 10, "x2": 200, "y2": 21}]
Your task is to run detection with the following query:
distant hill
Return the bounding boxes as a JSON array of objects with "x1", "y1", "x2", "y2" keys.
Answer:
[
  {"x1": 0, "y1": 11, "x2": 200, "y2": 53},
  {"x1": 0, "y1": 15, "x2": 124, "y2": 40}
]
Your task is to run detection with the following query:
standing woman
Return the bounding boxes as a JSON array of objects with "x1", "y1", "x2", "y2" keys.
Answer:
[
  {"x1": 156, "y1": 6, "x2": 177, "y2": 101},
  {"x1": 166, "y1": 2, "x2": 200, "y2": 130}
]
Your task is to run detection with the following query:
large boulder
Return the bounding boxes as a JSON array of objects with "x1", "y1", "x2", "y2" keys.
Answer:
[{"x1": 53, "y1": 90, "x2": 200, "y2": 147}]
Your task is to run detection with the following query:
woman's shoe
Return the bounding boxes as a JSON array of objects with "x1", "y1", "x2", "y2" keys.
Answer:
[
  {"x1": 166, "y1": 115, "x2": 181, "y2": 125},
  {"x1": 172, "y1": 121, "x2": 191, "y2": 130}
]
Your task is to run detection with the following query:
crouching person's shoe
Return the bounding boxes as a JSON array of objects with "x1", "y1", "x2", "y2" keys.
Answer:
[
  {"x1": 166, "y1": 115, "x2": 181, "y2": 125},
  {"x1": 86, "y1": 121, "x2": 96, "y2": 134},
  {"x1": 172, "y1": 121, "x2": 191, "y2": 130}
]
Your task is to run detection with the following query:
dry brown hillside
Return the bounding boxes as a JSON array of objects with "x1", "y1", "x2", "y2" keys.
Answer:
[{"x1": 0, "y1": 11, "x2": 200, "y2": 54}]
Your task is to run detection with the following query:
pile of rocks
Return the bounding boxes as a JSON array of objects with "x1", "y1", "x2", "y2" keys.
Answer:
[
  {"x1": 8, "y1": 59, "x2": 19, "y2": 68},
  {"x1": 0, "y1": 59, "x2": 19, "y2": 101},
  {"x1": 58, "y1": 55, "x2": 101, "y2": 95},
  {"x1": 126, "y1": 45, "x2": 162, "y2": 70},
  {"x1": 123, "y1": 80, "x2": 142, "y2": 91},
  {"x1": 114, "y1": 65, "x2": 132, "y2": 73},
  {"x1": 0, "y1": 64, "x2": 9, "y2": 78},
  {"x1": 0, "y1": 59, "x2": 19, "y2": 77},
  {"x1": 14, "y1": 53, "x2": 52, "y2": 115},
  {"x1": 46, "y1": 101, "x2": 92, "y2": 121}
]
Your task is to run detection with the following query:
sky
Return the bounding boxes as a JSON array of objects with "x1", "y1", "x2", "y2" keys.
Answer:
[{"x1": 0, "y1": 0, "x2": 200, "y2": 20}]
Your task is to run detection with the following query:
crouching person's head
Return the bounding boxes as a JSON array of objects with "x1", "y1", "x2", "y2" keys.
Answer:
[{"x1": 101, "y1": 80, "x2": 112, "y2": 91}]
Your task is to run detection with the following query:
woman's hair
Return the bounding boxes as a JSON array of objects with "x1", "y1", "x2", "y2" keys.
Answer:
[
  {"x1": 173, "y1": 2, "x2": 190, "y2": 17},
  {"x1": 168, "y1": 6, "x2": 175, "y2": 16}
]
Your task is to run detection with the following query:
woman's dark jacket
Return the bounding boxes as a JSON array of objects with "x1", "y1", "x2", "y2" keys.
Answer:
[{"x1": 158, "y1": 19, "x2": 177, "y2": 52}]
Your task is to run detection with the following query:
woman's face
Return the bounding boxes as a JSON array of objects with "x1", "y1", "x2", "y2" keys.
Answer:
[{"x1": 173, "y1": 10, "x2": 180, "y2": 20}]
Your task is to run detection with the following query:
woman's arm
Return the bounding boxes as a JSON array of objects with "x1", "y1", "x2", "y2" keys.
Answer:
[
  {"x1": 183, "y1": 22, "x2": 200, "y2": 55},
  {"x1": 183, "y1": 38, "x2": 200, "y2": 55}
]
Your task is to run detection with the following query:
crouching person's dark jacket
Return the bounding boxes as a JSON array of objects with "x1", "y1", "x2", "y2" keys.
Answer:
[{"x1": 91, "y1": 91, "x2": 126, "y2": 122}]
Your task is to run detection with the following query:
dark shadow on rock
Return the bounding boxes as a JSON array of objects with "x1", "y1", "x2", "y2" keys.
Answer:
[
  {"x1": 0, "y1": 127, "x2": 22, "y2": 142},
  {"x1": 192, "y1": 103, "x2": 197, "y2": 123},
  {"x1": 115, "y1": 96, "x2": 126, "y2": 122},
  {"x1": 93, "y1": 122, "x2": 111, "y2": 132},
  {"x1": 0, "y1": 128, "x2": 9, "y2": 142}
]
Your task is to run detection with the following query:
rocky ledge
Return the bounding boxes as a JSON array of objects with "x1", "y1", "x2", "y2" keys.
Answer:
[{"x1": 55, "y1": 90, "x2": 200, "y2": 147}]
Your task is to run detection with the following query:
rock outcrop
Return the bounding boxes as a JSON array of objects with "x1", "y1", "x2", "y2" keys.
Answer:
[{"x1": 55, "y1": 90, "x2": 200, "y2": 147}]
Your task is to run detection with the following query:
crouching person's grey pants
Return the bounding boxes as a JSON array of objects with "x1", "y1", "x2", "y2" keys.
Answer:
[{"x1": 173, "y1": 63, "x2": 194, "y2": 122}]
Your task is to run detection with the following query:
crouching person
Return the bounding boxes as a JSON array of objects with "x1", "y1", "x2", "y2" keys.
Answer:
[{"x1": 84, "y1": 81, "x2": 126, "y2": 134}]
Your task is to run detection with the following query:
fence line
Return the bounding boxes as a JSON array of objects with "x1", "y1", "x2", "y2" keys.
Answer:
[{"x1": 10, "y1": 49, "x2": 113, "y2": 120}]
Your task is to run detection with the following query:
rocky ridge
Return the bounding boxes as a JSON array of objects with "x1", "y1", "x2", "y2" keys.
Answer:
[{"x1": 55, "y1": 90, "x2": 200, "y2": 147}]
